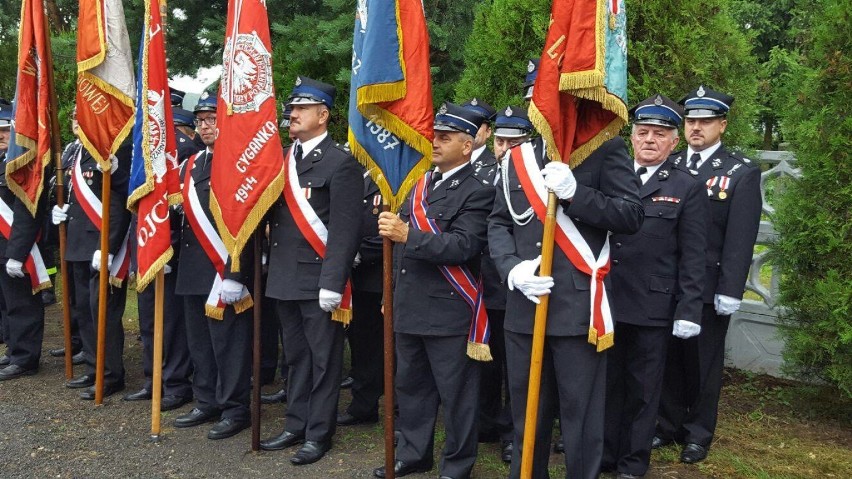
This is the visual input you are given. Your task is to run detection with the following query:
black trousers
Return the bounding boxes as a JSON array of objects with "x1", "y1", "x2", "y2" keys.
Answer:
[
  {"x1": 603, "y1": 323, "x2": 670, "y2": 476},
  {"x1": 345, "y1": 289, "x2": 384, "y2": 418},
  {"x1": 72, "y1": 261, "x2": 126, "y2": 386},
  {"x1": 0, "y1": 268, "x2": 44, "y2": 369},
  {"x1": 137, "y1": 271, "x2": 192, "y2": 398},
  {"x1": 657, "y1": 304, "x2": 730, "y2": 447},
  {"x1": 182, "y1": 295, "x2": 252, "y2": 421},
  {"x1": 277, "y1": 299, "x2": 344, "y2": 443},
  {"x1": 506, "y1": 332, "x2": 607, "y2": 479},
  {"x1": 259, "y1": 292, "x2": 286, "y2": 384},
  {"x1": 395, "y1": 333, "x2": 480, "y2": 479},
  {"x1": 478, "y1": 308, "x2": 512, "y2": 442}
]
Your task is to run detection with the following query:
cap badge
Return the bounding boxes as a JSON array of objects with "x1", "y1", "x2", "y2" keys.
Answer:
[
  {"x1": 697, "y1": 85, "x2": 706, "y2": 97},
  {"x1": 528, "y1": 60, "x2": 535, "y2": 73},
  {"x1": 505, "y1": 106, "x2": 513, "y2": 117},
  {"x1": 654, "y1": 95, "x2": 663, "y2": 106},
  {"x1": 295, "y1": 76, "x2": 302, "y2": 86},
  {"x1": 437, "y1": 103, "x2": 447, "y2": 115},
  {"x1": 471, "y1": 98, "x2": 478, "y2": 106}
]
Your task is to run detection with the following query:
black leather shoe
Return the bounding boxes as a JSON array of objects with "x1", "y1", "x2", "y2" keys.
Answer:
[
  {"x1": 0, "y1": 364, "x2": 38, "y2": 380},
  {"x1": 260, "y1": 388, "x2": 287, "y2": 404},
  {"x1": 66, "y1": 374, "x2": 95, "y2": 389},
  {"x1": 123, "y1": 388, "x2": 152, "y2": 401},
  {"x1": 337, "y1": 411, "x2": 378, "y2": 426},
  {"x1": 161, "y1": 395, "x2": 192, "y2": 412},
  {"x1": 174, "y1": 407, "x2": 219, "y2": 428},
  {"x1": 80, "y1": 381, "x2": 125, "y2": 400},
  {"x1": 373, "y1": 460, "x2": 433, "y2": 478},
  {"x1": 340, "y1": 376, "x2": 354, "y2": 389},
  {"x1": 0, "y1": 355, "x2": 10, "y2": 366},
  {"x1": 208, "y1": 417, "x2": 250, "y2": 440},
  {"x1": 553, "y1": 436, "x2": 564, "y2": 453},
  {"x1": 72, "y1": 351, "x2": 86, "y2": 365},
  {"x1": 651, "y1": 435, "x2": 674, "y2": 449},
  {"x1": 501, "y1": 440, "x2": 513, "y2": 463},
  {"x1": 680, "y1": 443, "x2": 708, "y2": 464},
  {"x1": 260, "y1": 430, "x2": 304, "y2": 451},
  {"x1": 290, "y1": 440, "x2": 331, "y2": 465}
]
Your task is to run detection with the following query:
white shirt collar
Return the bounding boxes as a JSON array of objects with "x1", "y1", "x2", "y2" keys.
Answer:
[
  {"x1": 634, "y1": 160, "x2": 664, "y2": 185},
  {"x1": 687, "y1": 141, "x2": 722, "y2": 169},
  {"x1": 470, "y1": 145, "x2": 486, "y2": 163},
  {"x1": 433, "y1": 161, "x2": 468, "y2": 188},
  {"x1": 295, "y1": 131, "x2": 329, "y2": 158}
]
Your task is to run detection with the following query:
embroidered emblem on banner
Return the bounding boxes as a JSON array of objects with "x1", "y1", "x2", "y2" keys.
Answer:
[{"x1": 221, "y1": 32, "x2": 273, "y2": 114}]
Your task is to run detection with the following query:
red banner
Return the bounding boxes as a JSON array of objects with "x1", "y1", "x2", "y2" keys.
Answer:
[
  {"x1": 210, "y1": 0, "x2": 286, "y2": 271},
  {"x1": 6, "y1": 0, "x2": 52, "y2": 216},
  {"x1": 76, "y1": 0, "x2": 136, "y2": 169},
  {"x1": 128, "y1": 0, "x2": 182, "y2": 290}
]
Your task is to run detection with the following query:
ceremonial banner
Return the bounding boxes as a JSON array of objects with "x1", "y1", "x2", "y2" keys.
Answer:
[
  {"x1": 128, "y1": 0, "x2": 182, "y2": 291},
  {"x1": 348, "y1": 0, "x2": 434, "y2": 212},
  {"x1": 5, "y1": 0, "x2": 53, "y2": 216},
  {"x1": 76, "y1": 0, "x2": 136, "y2": 170},
  {"x1": 210, "y1": 0, "x2": 285, "y2": 271},
  {"x1": 529, "y1": 0, "x2": 628, "y2": 167}
]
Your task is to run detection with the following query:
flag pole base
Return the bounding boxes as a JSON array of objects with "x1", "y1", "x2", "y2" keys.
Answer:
[{"x1": 149, "y1": 434, "x2": 161, "y2": 443}]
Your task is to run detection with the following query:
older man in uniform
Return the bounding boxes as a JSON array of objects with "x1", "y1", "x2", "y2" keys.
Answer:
[
  {"x1": 603, "y1": 95, "x2": 708, "y2": 478},
  {"x1": 489, "y1": 84, "x2": 644, "y2": 478},
  {"x1": 260, "y1": 77, "x2": 362, "y2": 466},
  {"x1": 372, "y1": 102, "x2": 494, "y2": 479},
  {"x1": 654, "y1": 86, "x2": 762, "y2": 464},
  {"x1": 0, "y1": 100, "x2": 48, "y2": 380}
]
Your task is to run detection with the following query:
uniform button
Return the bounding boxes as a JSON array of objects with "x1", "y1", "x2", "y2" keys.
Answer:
[
  {"x1": 315, "y1": 257, "x2": 320, "y2": 261},
  {"x1": 612, "y1": 259, "x2": 619, "y2": 265},
  {"x1": 273, "y1": 222, "x2": 279, "y2": 227},
  {"x1": 185, "y1": 243, "x2": 190, "y2": 248},
  {"x1": 363, "y1": 199, "x2": 368, "y2": 203},
  {"x1": 657, "y1": 212, "x2": 663, "y2": 217},
  {"x1": 414, "y1": 245, "x2": 419, "y2": 250},
  {"x1": 401, "y1": 269, "x2": 406, "y2": 275},
  {"x1": 615, "y1": 242, "x2": 622, "y2": 248},
  {"x1": 450, "y1": 291, "x2": 455, "y2": 295},
  {"x1": 716, "y1": 261, "x2": 721, "y2": 266},
  {"x1": 272, "y1": 242, "x2": 278, "y2": 247},
  {"x1": 535, "y1": 242, "x2": 542, "y2": 248},
  {"x1": 69, "y1": 216, "x2": 74, "y2": 221},
  {"x1": 665, "y1": 288, "x2": 670, "y2": 292},
  {"x1": 438, "y1": 213, "x2": 443, "y2": 217}
]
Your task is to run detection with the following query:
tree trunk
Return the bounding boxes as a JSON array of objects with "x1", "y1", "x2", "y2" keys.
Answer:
[{"x1": 45, "y1": 0, "x2": 67, "y2": 33}]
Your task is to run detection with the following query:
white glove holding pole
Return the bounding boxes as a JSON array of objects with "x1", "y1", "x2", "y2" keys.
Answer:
[
  {"x1": 96, "y1": 154, "x2": 119, "y2": 174},
  {"x1": 319, "y1": 288, "x2": 343, "y2": 312},
  {"x1": 91, "y1": 250, "x2": 113, "y2": 272},
  {"x1": 220, "y1": 279, "x2": 244, "y2": 304},
  {"x1": 5, "y1": 259, "x2": 25, "y2": 278},
  {"x1": 541, "y1": 162, "x2": 577, "y2": 200},
  {"x1": 672, "y1": 320, "x2": 701, "y2": 339},
  {"x1": 52, "y1": 204, "x2": 69, "y2": 225},
  {"x1": 507, "y1": 255, "x2": 554, "y2": 304},
  {"x1": 714, "y1": 294, "x2": 741, "y2": 316}
]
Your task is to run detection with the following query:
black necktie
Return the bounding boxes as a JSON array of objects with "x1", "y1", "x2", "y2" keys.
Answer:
[
  {"x1": 636, "y1": 166, "x2": 647, "y2": 176},
  {"x1": 431, "y1": 171, "x2": 443, "y2": 190},
  {"x1": 688, "y1": 152, "x2": 701, "y2": 170},
  {"x1": 295, "y1": 143, "x2": 304, "y2": 163}
]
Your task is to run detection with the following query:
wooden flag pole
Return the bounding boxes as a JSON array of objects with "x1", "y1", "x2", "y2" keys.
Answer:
[
  {"x1": 251, "y1": 233, "x2": 262, "y2": 451},
  {"x1": 94, "y1": 172, "x2": 111, "y2": 405},
  {"x1": 520, "y1": 191, "x2": 558, "y2": 479},
  {"x1": 42, "y1": 16, "x2": 73, "y2": 380},
  {"x1": 150, "y1": 269, "x2": 165, "y2": 439},
  {"x1": 381, "y1": 204, "x2": 395, "y2": 479}
]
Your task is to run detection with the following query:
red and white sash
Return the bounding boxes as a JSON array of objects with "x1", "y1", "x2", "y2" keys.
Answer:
[
  {"x1": 408, "y1": 172, "x2": 492, "y2": 362},
  {"x1": 182, "y1": 152, "x2": 253, "y2": 320},
  {"x1": 71, "y1": 149, "x2": 130, "y2": 286},
  {"x1": 282, "y1": 145, "x2": 352, "y2": 324},
  {"x1": 0, "y1": 196, "x2": 51, "y2": 293},
  {"x1": 510, "y1": 142, "x2": 614, "y2": 352}
]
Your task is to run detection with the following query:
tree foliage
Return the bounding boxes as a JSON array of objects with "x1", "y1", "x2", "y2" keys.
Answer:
[{"x1": 771, "y1": 0, "x2": 852, "y2": 397}]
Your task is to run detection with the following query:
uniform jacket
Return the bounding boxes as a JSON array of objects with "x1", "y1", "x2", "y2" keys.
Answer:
[
  {"x1": 488, "y1": 137, "x2": 644, "y2": 336},
  {"x1": 610, "y1": 160, "x2": 708, "y2": 327},
  {"x1": 471, "y1": 147, "x2": 499, "y2": 186},
  {"x1": 63, "y1": 141, "x2": 132, "y2": 262},
  {"x1": 393, "y1": 162, "x2": 495, "y2": 336},
  {"x1": 670, "y1": 144, "x2": 761, "y2": 302},
  {"x1": 0, "y1": 152, "x2": 46, "y2": 262},
  {"x1": 351, "y1": 173, "x2": 383, "y2": 294},
  {"x1": 266, "y1": 135, "x2": 362, "y2": 301},
  {"x1": 472, "y1": 151, "x2": 507, "y2": 310},
  {"x1": 174, "y1": 150, "x2": 251, "y2": 295},
  {"x1": 175, "y1": 129, "x2": 205, "y2": 162}
]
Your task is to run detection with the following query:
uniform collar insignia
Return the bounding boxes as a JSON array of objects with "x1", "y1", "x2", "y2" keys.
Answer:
[
  {"x1": 712, "y1": 158, "x2": 723, "y2": 169},
  {"x1": 689, "y1": 169, "x2": 699, "y2": 176},
  {"x1": 727, "y1": 163, "x2": 742, "y2": 175},
  {"x1": 450, "y1": 179, "x2": 460, "y2": 188},
  {"x1": 658, "y1": 169, "x2": 670, "y2": 180},
  {"x1": 314, "y1": 148, "x2": 322, "y2": 156},
  {"x1": 673, "y1": 156, "x2": 682, "y2": 166}
]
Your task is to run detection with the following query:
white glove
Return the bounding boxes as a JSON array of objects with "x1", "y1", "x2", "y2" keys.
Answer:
[
  {"x1": 715, "y1": 294, "x2": 741, "y2": 316},
  {"x1": 507, "y1": 255, "x2": 554, "y2": 304},
  {"x1": 352, "y1": 252, "x2": 362, "y2": 268},
  {"x1": 163, "y1": 264, "x2": 172, "y2": 275},
  {"x1": 319, "y1": 288, "x2": 343, "y2": 312},
  {"x1": 541, "y1": 162, "x2": 577, "y2": 200},
  {"x1": 672, "y1": 320, "x2": 701, "y2": 339},
  {"x1": 96, "y1": 154, "x2": 119, "y2": 174},
  {"x1": 5, "y1": 259, "x2": 25, "y2": 278},
  {"x1": 52, "y1": 204, "x2": 69, "y2": 225},
  {"x1": 91, "y1": 250, "x2": 114, "y2": 272},
  {"x1": 220, "y1": 279, "x2": 244, "y2": 304}
]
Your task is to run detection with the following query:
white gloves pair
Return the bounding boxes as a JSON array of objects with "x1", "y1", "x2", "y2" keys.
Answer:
[
  {"x1": 91, "y1": 250, "x2": 113, "y2": 272},
  {"x1": 507, "y1": 255, "x2": 554, "y2": 304},
  {"x1": 5, "y1": 259, "x2": 24, "y2": 278},
  {"x1": 319, "y1": 288, "x2": 343, "y2": 312},
  {"x1": 52, "y1": 204, "x2": 69, "y2": 225},
  {"x1": 542, "y1": 162, "x2": 577, "y2": 200},
  {"x1": 95, "y1": 155, "x2": 119, "y2": 174},
  {"x1": 672, "y1": 320, "x2": 701, "y2": 339},
  {"x1": 715, "y1": 294, "x2": 741, "y2": 316}
]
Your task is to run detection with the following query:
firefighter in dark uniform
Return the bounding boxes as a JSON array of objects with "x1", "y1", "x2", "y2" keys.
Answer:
[
  {"x1": 462, "y1": 98, "x2": 499, "y2": 186},
  {"x1": 655, "y1": 86, "x2": 762, "y2": 464},
  {"x1": 337, "y1": 171, "x2": 384, "y2": 426},
  {"x1": 488, "y1": 90, "x2": 644, "y2": 478},
  {"x1": 0, "y1": 100, "x2": 47, "y2": 380},
  {"x1": 603, "y1": 94, "x2": 708, "y2": 478},
  {"x1": 172, "y1": 92, "x2": 254, "y2": 440},
  {"x1": 173, "y1": 107, "x2": 204, "y2": 162},
  {"x1": 51, "y1": 136, "x2": 132, "y2": 400},
  {"x1": 260, "y1": 77, "x2": 362, "y2": 466},
  {"x1": 372, "y1": 103, "x2": 494, "y2": 479}
]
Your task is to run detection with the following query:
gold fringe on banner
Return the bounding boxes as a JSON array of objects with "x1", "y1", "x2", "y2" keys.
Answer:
[
  {"x1": 134, "y1": 248, "x2": 173, "y2": 292},
  {"x1": 331, "y1": 307, "x2": 352, "y2": 325}
]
